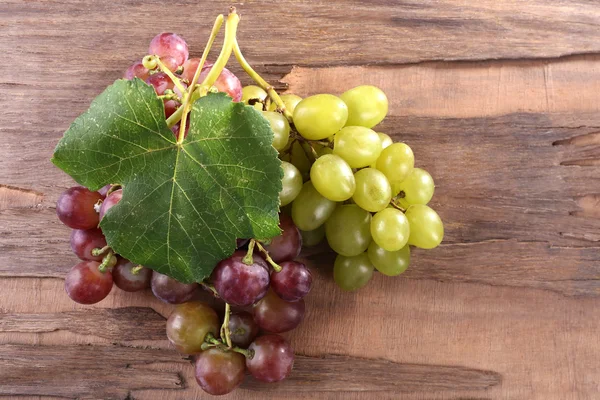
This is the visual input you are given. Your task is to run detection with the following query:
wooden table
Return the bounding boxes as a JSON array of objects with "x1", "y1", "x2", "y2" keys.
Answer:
[{"x1": 2, "y1": 1, "x2": 600, "y2": 399}]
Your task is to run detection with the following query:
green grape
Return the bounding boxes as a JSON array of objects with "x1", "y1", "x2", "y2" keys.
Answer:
[
  {"x1": 269, "y1": 93, "x2": 303, "y2": 114},
  {"x1": 352, "y1": 168, "x2": 392, "y2": 212},
  {"x1": 340, "y1": 85, "x2": 388, "y2": 128},
  {"x1": 313, "y1": 142, "x2": 333, "y2": 157},
  {"x1": 333, "y1": 253, "x2": 374, "y2": 291},
  {"x1": 291, "y1": 181, "x2": 337, "y2": 231},
  {"x1": 375, "y1": 143, "x2": 414, "y2": 184},
  {"x1": 280, "y1": 161, "x2": 303, "y2": 206},
  {"x1": 396, "y1": 168, "x2": 435, "y2": 208},
  {"x1": 367, "y1": 242, "x2": 410, "y2": 276},
  {"x1": 242, "y1": 85, "x2": 267, "y2": 110},
  {"x1": 370, "y1": 208, "x2": 410, "y2": 251},
  {"x1": 300, "y1": 225, "x2": 326, "y2": 247},
  {"x1": 333, "y1": 126, "x2": 382, "y2": 168},
  {"x1": 405, "y1": 204, "x2": 444, "y2": 249},
  {"x1": 289, "y1": 141, "x2": 311, "y2": 180},
  {"x1": 262, "y1": 111, "x2": 290, "y2": 151},
  {"x1": 293, "y1": 94, "x2": 348, "y2": 140},
  {"x1": 325, "y1": 204, "x2": 372, "y2": 256},
  {"x1": 310, "y1": 154, "x2": 355, "y2": 201},
  {"x1": 378, "y1": 132, "x2": 393, "y2": 149}
]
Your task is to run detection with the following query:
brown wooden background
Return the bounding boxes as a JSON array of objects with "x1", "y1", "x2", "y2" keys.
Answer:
[{"x1": 2, "y1": 1, "x2": 600, "y2": 399}]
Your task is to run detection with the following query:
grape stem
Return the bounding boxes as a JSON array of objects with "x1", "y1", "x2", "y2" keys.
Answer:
[
  {"x1": 91, "y1": 246, "x2": 110, "y2": 257},
  {"x1": 203, "y1": 332, "x2": 254, "y2": 358},
  {"x1": 98, "y1": 250, "x2": 114, "y2": 273},
  {"x1": 200, "y1": 282, "x2": 219, "y2": 297},
  {"x1": 252, "y1": 239, "x2": 282, "y2": 272},
  {"x1": 131, "y1": 265, "x2": 143, "y2": 275},
  {"x1": 220, "y1": 303, "x2": 233, "y2": 348},
  {"x1": 146, "y1": 55, "x2": 187, "y2": 94},
  {"x1": 242, "y1": 239, "x2": 256, "y2": 265},
  {"x1": 389, "y1": 199, "x2": 407, "y2": 212}
]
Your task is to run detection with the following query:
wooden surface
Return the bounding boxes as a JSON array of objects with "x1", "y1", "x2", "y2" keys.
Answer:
[{"x1": 2, "y1": 1, "x2": 600, "y2": 399}]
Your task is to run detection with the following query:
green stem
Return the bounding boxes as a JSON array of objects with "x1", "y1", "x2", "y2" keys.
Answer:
[
  {"x1": 91, "y1": 246, "x2": 110, "y2": 257},
  {"x1": 254, "y1": 240, "x2": 282, "y2": 272},
  {"x1": 98, "y1": 250, "x2": 115, "y2": 273},
  {"x1": 220, "y1": 303, "x2": 233, "y2": 348},
  {"x1": 232, "y1": 347, "x2": 254, "y2": 359},
  {"x1": 201, "y1": 282, "x2": 219, "y2": 297},
  {"x1": 389, "y1": 199, "x2": 407, "y2": 213},
  {"x1": 131, "y1": 265, "x2": 143, "y2": 275},
  {"x1": 154, "y1": 57, "x2": 187, "y2": 94},
  {"x1": 242, "y1": 240, "x2": 256, "y2": 265}
]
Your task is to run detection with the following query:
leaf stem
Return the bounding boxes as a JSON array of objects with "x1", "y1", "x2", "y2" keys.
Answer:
[{"x1": 253, "y1": 240, "x2": 282, "y2": 272}]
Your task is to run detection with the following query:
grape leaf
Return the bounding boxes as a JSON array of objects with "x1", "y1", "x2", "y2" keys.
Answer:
[{"x1": 52, "y1": 78, "x2": 282, "y2": 283}]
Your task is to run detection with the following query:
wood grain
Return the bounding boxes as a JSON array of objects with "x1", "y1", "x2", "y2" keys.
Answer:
[{"x1": 2, "y1": 0, "x2": 600, "y2": 399}]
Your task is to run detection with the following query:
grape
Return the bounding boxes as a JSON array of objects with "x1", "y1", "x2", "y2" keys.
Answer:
[
  {"x1": 228, "y1": 311, "x2": 259, "y2": 348},
  {"x1": 164, "y1": 99, "x2": 179, "y2": 118},
  {"x1": 98, "y1": 189, "x2": 122, "y2": 220},
  {"x1": 314, "y1": 142, "x2": 333, "y2": 157},
  {"x1": 375, "y1": 143, "x2": 414, "y2": 184},
  {"x1": 291, "y1": 181, "x2": 337, "y2": 231},
  {"x1": 70, "y1": 228, "x2": 107, "y2": 262},
  {"x1": 180, "y1": 58, "x2": 202, "y2": 82},
  {"x1": 246, "y1": 335, "x2": 294, "y2": 383},
  {"x1": 367, "y1": 242, "x2": 410, "y2": 276},
  {"x1": 160, "y1": 55, "x2": 179, "y2": 72},
  {"x1": 310, "y1": 154, "x2": 355, "y2": 201},
  {"x1": 396, "y1": 168, "x2": 435, "y2": 208},
  {"x1": 171, "y1": 122, "x2": 190, "y2": 139},
  {"x1": 65, "y1": 261, "x2": 113, "y2": 304},
  {"x1": 280, "y1": 161, "x2": 303, "y2": 206},
  {"x1": 325, "y1": 204, "x2": 372, "y2": 256},
  {"x1": 56, "y1": 186, "x2": 103, "y2": 229},
  {"x1": 370, "y1": 208, "x2": 410, "y2": 251},
  {"x1": 187, "y1": 63, "x2": 242, "y2": 102},
  {"x1": 242, "y1": 85, "x2": 267, "y2": 110},
  {"x1": 288, "y1": 141, "x2": 312, "y2": 180},
  {"x1": 166, "y1": 302, "x2": 219, "y2": 354},
  {"x1": 263, "y1": 214, "x2": 302, "y2": 263},
  {"x1": 333, "y1": 126, "x2": 382, "y2": 168},
  {"x1": 293, "y1": 94, "x2": 348, "y2": 140},
  {"x1": 112, "y1": 259, "x2": 152, "y2": 292},
  {"x1": 340, "y1": 85, "x2": 388, "y2": 128},
  {"x1": 405, "y1": 204, "x2": 444, "y2": 249},
  {"x1": 352, "y1": 168, "x2": 392, "y2": 212},
  {"x1": 253, "y1": 290, "x2": 305, "y2": 333},
  {"x1": 262, "y1": 111, "x2": 290, "y2": 151},
  {"x1": 151, "y1": 272, "x2": 198, "y2": 304},
  {"x1": 124, "y1": 61, "x2": 150, "y2": 81},
  {"x1": 148, "y1": 32, "x2": 189, "y2": 66},
  {"x1": 194, "y1": 348, "x2": 246, "y2": 395},
  {"x1": 299, "y1": 225, "x2": 325, "y2": 247},
  {"x1": 333, "y1": 253, "x2": 374, "y2": 291},
  {"x1": 271, "y1": 261, "x2": 313, "y2": 302},
  {"x1": 211, "y1": 251, "x2": 270, "y2": 306},
  {"x1": 378, "y1": 132, "x2": 393, "y2": 149},
  {"x1": 145, "y1": 72, "x2": 174, "y2": 95},
  {"x1": 268, "y1": 93, "x2": 302, "y2": 114}
]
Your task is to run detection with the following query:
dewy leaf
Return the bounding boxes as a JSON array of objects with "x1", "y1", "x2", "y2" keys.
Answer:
[{"x1": 52, "y1": 78, "x2": 282, "y2": 282}]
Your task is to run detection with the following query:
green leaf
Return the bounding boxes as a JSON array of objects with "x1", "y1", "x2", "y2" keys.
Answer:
[{"x1": 52, "y1": 78, "x2": 282, "y2": 283}]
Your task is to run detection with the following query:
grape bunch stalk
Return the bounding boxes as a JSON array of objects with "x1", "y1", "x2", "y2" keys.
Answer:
[{"x1": 52, "y1": 7, "x2": 443, "y2": 396}]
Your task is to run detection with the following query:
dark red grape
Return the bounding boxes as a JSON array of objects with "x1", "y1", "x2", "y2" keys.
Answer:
[
  {"x1": 148, "y1": 32, "x2": 189, "y2": 66},
  {"x1": 145, "y1": 72, "x2": 174, "y2": 95},
  {"x1": 97, "y1": 184, "x2": 112, "y2": 197},
  {"x1": 211, "y1": 251, "x2": 270, "y2": 307},
  {"x1": 124, "y1": 61, "x2": 150, "y2": 81},
  {"x1": 264, "y1": 214, "x2": 302, "y2": 263},
  {"x1": 65, "y1": 261, "x2": 113, "y2": 304},
  {"x1": 166, "y1": 302, "x2": 219, "y2": 354},
  {"x1": 271, "y1": 261, "x2": 313, "y2": 302},
  {"x1": 253, "y1": 290, "x2": 305, "y2": 333},
  {"x1": 194, "y1": 348, "x2": 246, "y2": 395},
  {"x1": 70, "y1": 228, "x2": 107, "y2": 262},
  {"x1": 151, "y1": 271, "x2": 198, "y2": 304},
  {"x1": 228, "y1": 311, "x2": 259, "y2": 348},
  {"x1": 56, "y1": 186, "x2": 103, "y2": 229},
  {"x1": 99, "y1": 189, "x2": 122, "y2": 220},
  {"x1": 246, "y1": 335, "x2": 294, "y2": 383},
  {"x1": 112, "y1": 259, "x2": 152, "y2": 292}
]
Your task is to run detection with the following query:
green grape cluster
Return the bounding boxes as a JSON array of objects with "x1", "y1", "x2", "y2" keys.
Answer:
[{"x1": 242, "y1": 84, "x2": 444, "y2": 292}]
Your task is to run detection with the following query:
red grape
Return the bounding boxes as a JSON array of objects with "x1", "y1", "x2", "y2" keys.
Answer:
[
  {"x1": 145, "y1": 72, "x2": 174, "y2": 95},
  {"x1": 264, "y1": 214, "x2": 302, "y2": 263},
  {"x1": 160, "y1": 55, "x2": 179, "y2": 72},
  {"x1": 270, "y1": 260, "x2": 313, "y2": 302},
  {"x1": 70, "y1": 228, "x2": 107, "y2": 262},
  {"x1": 151, "y1": 271, "x2": 198, "y2": 304},
  {"x1": 64, "y1": 260, "x2": 113, "y2": 304},
  {"x1": 124, "y1": 61, "x2": 150, "y2": 81},
  {"x1": 228, "y1": 311, "x2": 259, "y2": 348},
  {"x1": 56, "y1": 186, "x2": 103, "y2": 229},
  {"x1": 164, "y1": 100, "x2": 178, "y2": 118},
  {"x1": 181, "y1": 59, "x2": 242, "y2": 101},
  {"x1": 112, "y1": 259, "x2": 152, "y2": 292},
  {"x1": 166, "y1": 302, "x2": 219, "y2": 354},
  {"x1": 170, "y1": 122, "x2": 190, "y2": 139},
  {"x1": 246, "y1": 335, "x2": 294, "y2": 383},
  {"x1": 211, "y1": 251, "x2": 270, "y2": 307},
  {"x1": 253, "y1": 290, "x2": 305, "y2": 333},
  {"x1": 194, "y1": 348, "x2": 246, "y2": 395},
  {"x1": 99, "y1": 189, "x2": 122, "y2": 220},
  {"x1": 148, "y1": 32, "x2": 189, "y2": 66}
]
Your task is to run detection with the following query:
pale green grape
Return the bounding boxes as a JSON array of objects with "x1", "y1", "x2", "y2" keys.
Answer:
[
  {"x1": 352, "y1": 168, "x2": 392, "y2": 212},
  {"x1": 310, "y1": 154, "x2": 355, "y2": 201},
  {"x1": 333, "y1": 252, "x2": 374, "y2": 291},
  {"x1": 268, "y1": 93, "x2": 303, "y2": 114},
  {"x1": 242, "y1": 85, "x2": 267, "y2": 110},
  {"x1": 370, "y1": 208, "x2": 410, "y2": 251},
  {"x1": 367, "y1": 242, "x2": 410, "y2": 276},
  {"x1": 375, "y1": 143, "x2": 414, "y2": 184},
  {"x1": 291, "y1": 181, "x2": 337, "y2": 231},
  {"x1": 300, "y1": 225, "x2": 325, "y2": 247},
  {"x1": 378, "y1": 132, "x2": 393, "y2": 149},
  {"x1": 289, "y1": 141, "x2": 311, "y2": 180},
  {"x1": 405, "y1": 204, "x2": 444, "y2": 249},
  {"x1": 293, "y1": 94, "x2": 348, "y2": 140},
  {"x1": 280, "y1": 161, "x2": 303, "y2": 206},
  {"x1": 325, "y1": 204, "x2": 372, "y2": 256},
  {"x1": 340, "y1": 85, "x2": 388, "y2": 128},
  {"x1": 333, "y1": 126, "x2": 382, "y2": 168},
  {"x1": 396, "y1": 167, "x2": 435, "y2": 208},
  {"x1": 262, "y1": 111, "x2": 290, "y2": 151}
]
